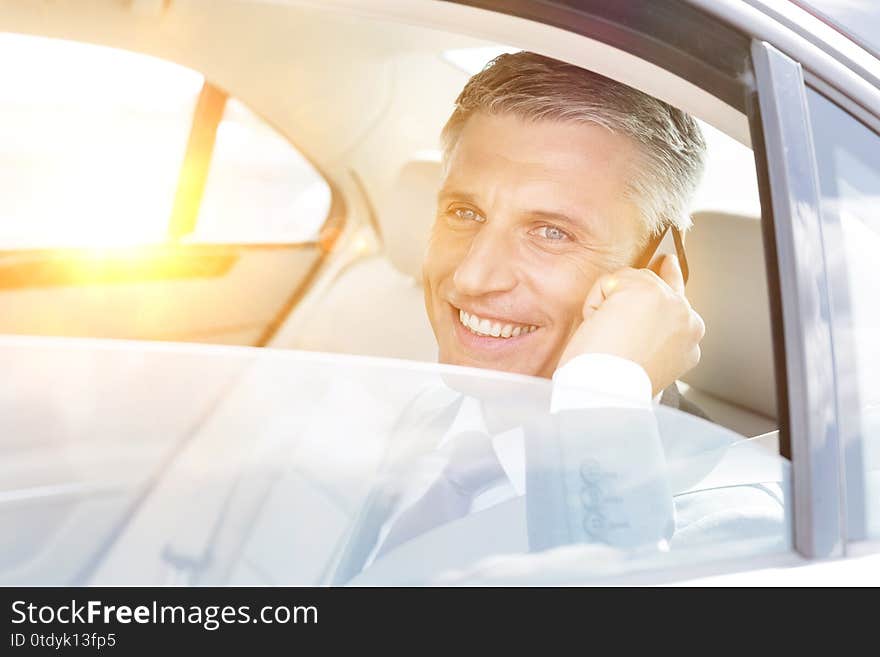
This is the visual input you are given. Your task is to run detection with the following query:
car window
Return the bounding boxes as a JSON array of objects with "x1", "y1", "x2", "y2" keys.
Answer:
[
  {"x1": 186, "y1": 98, "x2": 331, "y2": 245},
  {"x1": 0, "y1": 33, "x2": 198, "y2": 248},
  {"x1": 807, "y1": 90, "x2": 880, "y2": 538},
  {"x1": 0, "y1": 339, "x2": 791, "y2": 585},
  {"x1": 0, "y1": 33, "x2": 330, "y2": 248},
  {"x1": 0, "y1": 33, "x2": 334, "y2": 350}
]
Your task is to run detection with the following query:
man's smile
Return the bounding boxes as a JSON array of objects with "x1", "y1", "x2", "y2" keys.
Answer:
[
  {"x1": 456, "y1": 306, "x2": 538, "y2": 338},
  {"x1": 446, "y1": 303, "x2": 544, "y2": 359}
]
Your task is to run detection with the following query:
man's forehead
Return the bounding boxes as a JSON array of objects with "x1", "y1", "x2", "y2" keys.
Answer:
[
  {"x1": 438, "y1": 112, "x2": 646, "y2": 248},
  {"x1": 443, "y1": 112, "x2": 637, "y2": 188}
]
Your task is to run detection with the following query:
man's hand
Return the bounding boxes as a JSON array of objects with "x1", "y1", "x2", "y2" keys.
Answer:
[{"x1": 558, "y1": 256, "x2": 705, "y2": 396}]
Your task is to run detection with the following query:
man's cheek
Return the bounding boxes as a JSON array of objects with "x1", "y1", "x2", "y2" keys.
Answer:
[{"x1": 553, "y1": 278, "x2": 597, "y2": 343}]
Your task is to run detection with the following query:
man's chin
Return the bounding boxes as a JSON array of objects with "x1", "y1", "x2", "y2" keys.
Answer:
[{"x1": 438, "y1": 349, "x2": 551, "y2": 380}]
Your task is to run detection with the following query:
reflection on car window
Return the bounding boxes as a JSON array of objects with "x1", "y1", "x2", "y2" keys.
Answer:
[
  {"x1": 807, "y1": 90, "x2": 880, "y2": 539},
  {"x1": 0, "y1": 339, "x2": 791, "y2": 585}
]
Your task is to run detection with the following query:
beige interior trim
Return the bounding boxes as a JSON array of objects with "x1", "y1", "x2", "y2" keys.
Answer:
[{"x1": 282, "y1": 0, "x2": 752, "y2": 145}]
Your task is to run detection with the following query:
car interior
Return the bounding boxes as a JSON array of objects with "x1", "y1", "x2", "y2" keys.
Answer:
[{"x1": 0, "y1": 0, "x2": 780, "y2": 450}]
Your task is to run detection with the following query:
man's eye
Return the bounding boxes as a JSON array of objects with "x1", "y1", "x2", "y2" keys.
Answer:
[
  {"x1": 533, "y1": 225, "x2": 571, "y2": 241},
  {"x1": 451, "y1": 207, "x2": 484, "y2": 223}
]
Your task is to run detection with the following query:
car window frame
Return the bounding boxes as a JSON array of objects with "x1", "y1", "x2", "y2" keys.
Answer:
[
  {"x1": 692, "y1": 0, "x2": 880, "y2": 554},
  {"x1": 750, "y1": 40, "x2": 844, "y2": 558},
  {"x1": 440, "y1": 0, "x2": 880, "y2": 565}
]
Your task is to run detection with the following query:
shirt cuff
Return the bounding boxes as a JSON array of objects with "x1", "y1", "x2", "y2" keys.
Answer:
[{"x1": 551, "y1": 353, "x2": 653, "y2": 413}]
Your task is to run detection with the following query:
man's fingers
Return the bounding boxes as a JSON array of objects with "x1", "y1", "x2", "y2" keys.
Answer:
[
  {"x1": 657, "y1": 254, "x2": 685, "y2": 295},
  {"x1": 601, "y1": 275, "x2": 620, "y2": 297},
  {"x1": 582, "y1": 273, "x2": 616, "y2": 316},
  {"x1": 582, "y1": 262, "x2": 682, "y2": 319}
]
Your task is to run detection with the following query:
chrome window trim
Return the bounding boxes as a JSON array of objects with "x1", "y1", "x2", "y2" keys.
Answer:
[
  {"x1": 745, "y1": 0, "x2": 880, "y2": 87},
  {"x1": 752, "y1": 40, "x2": 843, "y2": 558},
  {"x1": 687, "y1": 0, "x2": 880, "y2": 131},
  {"x1": 803, "y1": 73, "x2": 880, "y2": 137}
]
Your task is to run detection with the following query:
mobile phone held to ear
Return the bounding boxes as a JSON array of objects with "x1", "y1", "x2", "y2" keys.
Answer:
[{"x1": 634, "y1": 225, "x2": 689, "y2": 285}]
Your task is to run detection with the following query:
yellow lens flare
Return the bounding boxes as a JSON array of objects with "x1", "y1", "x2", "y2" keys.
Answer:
[{"x1": 0, "y1": 246, "x2": 236, "y2": 289}]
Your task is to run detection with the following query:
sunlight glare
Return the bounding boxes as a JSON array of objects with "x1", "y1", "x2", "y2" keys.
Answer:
[{"x1": 0, "y1": 33, "x2": 203, "y2": 248}]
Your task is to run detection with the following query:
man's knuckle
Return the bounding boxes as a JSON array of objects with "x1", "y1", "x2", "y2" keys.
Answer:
[
  {"x1": 671, "y1": 297, "x2": 689, "y2": 320},
  {"x1": 693, "y1": 313, "x2": 706, "y2": 339},
  {"x1": 684, "y1": 310, "x2": 702, "y2": 335}
]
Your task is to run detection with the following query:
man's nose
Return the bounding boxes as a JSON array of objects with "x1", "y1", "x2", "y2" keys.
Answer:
[{"x1": 452, "y1": 222, "x2": 518, "y2": 296}]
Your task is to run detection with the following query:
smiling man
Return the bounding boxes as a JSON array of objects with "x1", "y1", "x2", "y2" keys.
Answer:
[
  {"x1": 331, "y1": 53, "x2": 790, "y2": 583},
  {"x1": 423, "y1": 51, "x2": 706, "y2": 401}
]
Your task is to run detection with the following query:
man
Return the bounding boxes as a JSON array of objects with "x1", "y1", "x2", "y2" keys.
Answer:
[{"x1": 331, "y1": 52, "x2": 787, "y2": 584}]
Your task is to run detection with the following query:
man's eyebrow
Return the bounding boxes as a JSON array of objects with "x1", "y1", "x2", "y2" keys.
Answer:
[
  {"x1": 437, "y1": 188, "x2": 478, "y2": 204},
  {"x1": 437, "y1": 190, "x2": 599, "y2": 235},
  {"x1": 527, "y1": 209, "x2": 598, "y2": 235}
]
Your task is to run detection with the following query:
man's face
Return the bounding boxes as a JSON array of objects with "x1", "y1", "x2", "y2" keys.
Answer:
[{"x1": 423, "y1": 112, "x2": 646, "y2": 378}]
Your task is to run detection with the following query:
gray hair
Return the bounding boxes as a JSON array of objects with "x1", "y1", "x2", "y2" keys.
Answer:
[{"x1": 441, "y1": 51, "x2": 706, "y2": 239}]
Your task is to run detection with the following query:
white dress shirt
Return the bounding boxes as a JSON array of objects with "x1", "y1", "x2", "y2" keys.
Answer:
[{"x1": 363, "y1": 353, "x2": 657, "y2": 567}]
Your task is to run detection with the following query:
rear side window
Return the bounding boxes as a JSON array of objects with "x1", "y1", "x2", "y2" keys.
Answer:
[
  {"x1": 0, "y1": 33, "x2": 329, "y2": 249},
  {"x1": 0, "y1": 33, "x2": 198, "y2": 247},
  {"x1": 188, "y1": 98, "x2": 331, "y2": 245}
]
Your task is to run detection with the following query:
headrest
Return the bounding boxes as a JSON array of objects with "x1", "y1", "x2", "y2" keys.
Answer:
[
  {"x1": 682, "y1": 211, "x2": 777, "y2": 418},
  {"x1": 378, "y1": 156, "x2": 443, "y2": 281}
]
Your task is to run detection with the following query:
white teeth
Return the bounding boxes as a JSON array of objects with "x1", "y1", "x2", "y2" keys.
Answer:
[{"x1": 457, "y1": 308, "x2": 537, "y2": 338}]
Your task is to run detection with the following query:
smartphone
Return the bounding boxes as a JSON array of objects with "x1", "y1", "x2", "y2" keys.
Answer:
[{"x1": 634, "y1": 225, "x2": 689, "y2": 284}]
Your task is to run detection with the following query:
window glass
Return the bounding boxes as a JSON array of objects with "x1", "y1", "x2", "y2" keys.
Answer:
[
  {"x1": 0, "y1": 340, "x2": 792, "y2": 585},
  {"x1": 807, "y1": 90, "x2": 880, "y2": 537},
  {"x1": 0, "y1": 33, "x2": 201, "y2": 248},
  {"x1": 188, "y1": 98, "x2": 331, "y2": 244},
  {"x1": 691, "y1": 121, "x2": 762, "y2": 218},
  {"x1": 0, "y1": 33, "x2": 330, "y2": 249}
]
